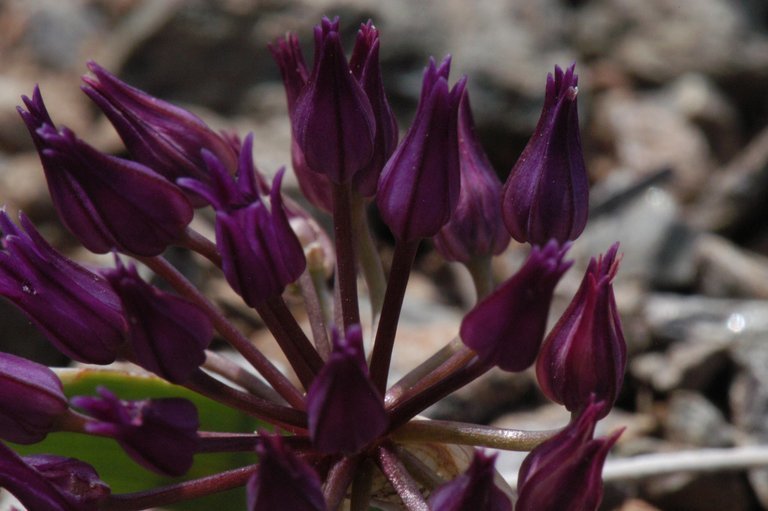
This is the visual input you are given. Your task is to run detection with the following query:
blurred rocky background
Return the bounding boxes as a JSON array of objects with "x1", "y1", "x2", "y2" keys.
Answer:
[{"x1": 2, "y1": 0, "x2": 768, "y2": 509}]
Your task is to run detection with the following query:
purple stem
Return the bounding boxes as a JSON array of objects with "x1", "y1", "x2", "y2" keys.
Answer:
[
  {"x1": 204, "y1": 350, "x2": 284, "y2": 403},
  {"x1": 369, "y1": 240, "x2": 420, "y2": 392},
  {"x1": 376, "y1": 443, "x2": 429, "y2": 511},
  {"x1": 105, "y1": 464, "x2": 257, "y2": 510},
  {"x1": 139, "y1": 255, "x2": 306, "y2": 410},
  {"x1": 196, "y1": 432, "x2": 312, "y2": 453},
  {"x1": 297, "y1": 270, "x2": 331, "y2": 359},
  {"x1": 180, "y1": 226, "x2": 222, "y2": 267},
  {"x1": 186, "y1": 369, "x2": 307, "y2": 431},
  {"x1": 323, "y1": 455, "x2": 360, "y2": 510},
  {"x1": 332, "y1": 181, "x2": 361, "y2": 331}
]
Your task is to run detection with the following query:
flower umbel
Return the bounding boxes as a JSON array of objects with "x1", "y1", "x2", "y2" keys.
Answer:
[{"x1": 2, "y1": 16, "x2": 626, "y2": 511}]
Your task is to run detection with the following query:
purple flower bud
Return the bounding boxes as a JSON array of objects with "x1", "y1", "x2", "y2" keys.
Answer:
[
  {"x1": 0, "y1": 352, "x2": 67, "y2": 444},
  {"x1": 306, "y1": 325, "x2": 387, "y2": 454},
  {"x1": 348, "y1": 21, "x2": 399, "y2": 196},
  {"x1": 516, "y1": 400, "x2": 622, "y2": 511},
  {"x1": 433, "y1": 92, "x2": 510, "y2": 262},
  {"x1": 104, "y1": 259, "x2": 212, "y2": 384},
  {"x1": 536, "y1": 243, "x2": 626, "y2": 418},
  {"x1": 179, "y1": 135, "x2": 306, "y2": 307},
  {"x1": 0, "y1": 212, "x2": 126, "y2": 364},
  {"x1": 17, "y1": 87, "x2": 194, "y2": 256},
  {"x1": 460, "y1": 241, "x2": 572, "y2": 371},
  {"x1": 81, "y1": 61, "x2": 238, "y2": 206},
  {"x1": 292, "y1": 17, "x2": 376, "y2": 185},
  {"x1": 269, "y1": 33, "x2": 334, "y2": 211},
  {"x1": 72, "y1": 387, "x2": 198, "y2": 477},
  {"x1": 427, "y1": 450, "x2": 511, "y2": 511},
  {"x1": 0, "y1": 442, "x2": 109, "y2": 511},
  {"x1": 247, "y1": 434, "x2": 326, "y2": 511},
  {"x1": 501, "y1": 64, "x2": 589, "y2": 246},
  {"x1": 377, "y1": 57, "x2": 465, "y2": 242}
]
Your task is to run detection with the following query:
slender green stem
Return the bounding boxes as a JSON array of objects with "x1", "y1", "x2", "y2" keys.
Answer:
[
  {"x1": 139, "y1": 256, "x2": 305, "y2": 410},
  {"x1": 466, "y1": 254, "x2": 493, "y2": 301},
  {"x1": 385, "y1": 337, "x2": 464, "y2": 406},
  {"x1": 369, "y1": 240, "x2": 420, "y2": 393},
  {"x1": 376, "y1": 443, "x2": 429, "y2": 511},
  {"x1": 203, "y1": 350, "x2": 283, "y2": 403},
  {"x1": 351, "y1": 193, "x2": 386, "y2": 327},
  {"x1": 332, "y1": 181, "x2": 361, "y2": 331},
  {"x1": 186, "y1": 370, "x2": 306, "y2": 431},
  {"x1": 393, "y1": 419, "x2": 558, "y2": 451},
  {"x1": 105, "y1": 464, "x2": 257, "y2": 510},
  {"x1": 180, "y1": 226, "x2": 222, "y2": 267},
  {"x1": 297, "y1": 270, "x2": 331, "y2": 359}
]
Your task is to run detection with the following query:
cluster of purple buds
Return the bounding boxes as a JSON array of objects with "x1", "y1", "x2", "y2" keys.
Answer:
[{"x1": 0, "y1": 15, "x2": 627, "y2": 511}]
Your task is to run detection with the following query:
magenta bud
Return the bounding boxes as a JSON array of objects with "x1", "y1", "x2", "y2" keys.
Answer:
[
  {"x1": 72, "y1": 387, "x2": 198, "y2": 477},
  {"x1": 501, "y1": 64, "x2": 589, "y2": 246},
  {"x1": 306, "y1": 325, "x2": 387, "y2": 454},
  {"x1": 180, "y1": 135, "x2": 306, "y2": 307},
  {"x1": 292, "y1": 17, "x2": 376, "y2": 185},
  {"x1": 427, "y1": 450, "x2": 512, "y2": 511},
  {"x1": 377, "y1": 57, "x2": 465, "y2": 242},
  {"x1": 0, "y1": 442, "x2": 109, "y2": 511},
  {"x1": 0, "y1": 352, "x2": 67, "y2": 444},
  {"x1": 18, "y1": 87, "x2": 194, "y2": 256},
  {"x1": 247, "y1": 434, "x2": 326, "y2": 511},
  {"x1": 82, "y1": 61, "x2": 238, "y2": 206},
  {"x1": 537, "y1": 243, "x2": 626, "y2": 418},
  {"x1": 433, "y1": 91, "x2": 510, "y2": 262},
  {"x1": 0, "y1": 212, "x2": 126, "y2": 364},
  {"x1": 516, "y1": 400, "x2": 622, "y2": 511},
  {"x1": 460, "y1": 241, "x2": 572, "y2": 371},
  {"x1": 104, "y1": 259, "x2": 212, "y2": 384},
  {"x1": 348, "y1": 20, "x2": 399, "y2": 196}
]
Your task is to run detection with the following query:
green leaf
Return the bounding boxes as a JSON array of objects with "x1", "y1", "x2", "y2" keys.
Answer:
[{"x1": 12, "y1": 367, "x2": 267, "y2": 510}]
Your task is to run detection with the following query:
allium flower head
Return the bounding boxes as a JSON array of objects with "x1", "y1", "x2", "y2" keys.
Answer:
[
  {"x1": 104, "y1": 259, "x2": 212, "y2": 384},
  {"x1": 247, "y1": 434, "x2": 326, "y2": 511},
  {"x1": 180, "y1": 135, "x2": 306, "y2": 307},
  {"x1": 0, "y1": 442, "x2": 109, "y2": 511},
  {"x1": 427, "y1": 450, "x2": 511, "y2": 511},
  {"x1": 18, "y1": 87, "x2": 194, "y2": 256},
  {"x1": 72, "y1": 387, "x2": 199, "y2": 477},
  {"x1": 306, "y1": 325, "x2": 388, "y2": 454},
  {"x1": 537, "y1": 243, "x2": 626, "y2": 418},
  {"x1": 0, "y1": 211, "x2": 126, "y2": 364},
  {"x1": 433, "y1": 91, "x2": 510, "y2": 263},
  {"x1": 0, "y1": 352, "x2": 67, "y2": 444},
  {"x1": 460, "y1": 241, "x2": 572, "y2": 371},
  {"x1": 377, "y1": 56, "x2": 465, "y2": 242},
  {"x1": 516, "y1": 399, "x2": 622, "y2": 511},
  {"x1": 81, "y1": 61, "x2": 238, "y2": 206},
  {"x1": 292, "y1": 16, "x2": 376, "y2": 185},
  {"x1": 501, "y1": 64, "x2": 589, "y2": 246}
]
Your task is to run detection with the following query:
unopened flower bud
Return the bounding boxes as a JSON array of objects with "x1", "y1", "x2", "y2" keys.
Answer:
[
  {"x1": 0, "y1": 212, "x2": 126, "y2": 364},
  {"x1": 377, "y1": 57, "x2": 465, "y2": 242},
  {"x1": 501, "y1": 64, "x2": 589, "y2": 246},
  {"x1": 18, "y1": 87, "x2": 194, "y2": 256},
  {"x1": 460, "y1": 241, "x2": 571, "y2": 371},
  {"x1": 428, "y1": 450, "x2": 511, "y2": 511},
  {"x1": 81, "y1": 61, "x2": 238, "y2": 206},
  {"x1": 433, "y1": 91, "x2": 510, "y2": 262},
  {"x1": 306, "y1": 325, "x2": 387, "y2": 454},
  {"x1": 0, "y1": 352, "x2": 67, "y2": 444},
  {"x1": 516, "y1": 399, "x2": 622, "y2": 511},
  {"x1": 537, "y1": 243, "x2": 626, "y2": 418},
  {"x1": 104, "y1": 259, "x2": 212, "y2": 384},
  {"x1": 247, "y1": 434, "x2": 326, "y2": 511},
  {"x1": 72, "y1": 387, "x2": 199, "y2": 477}
]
